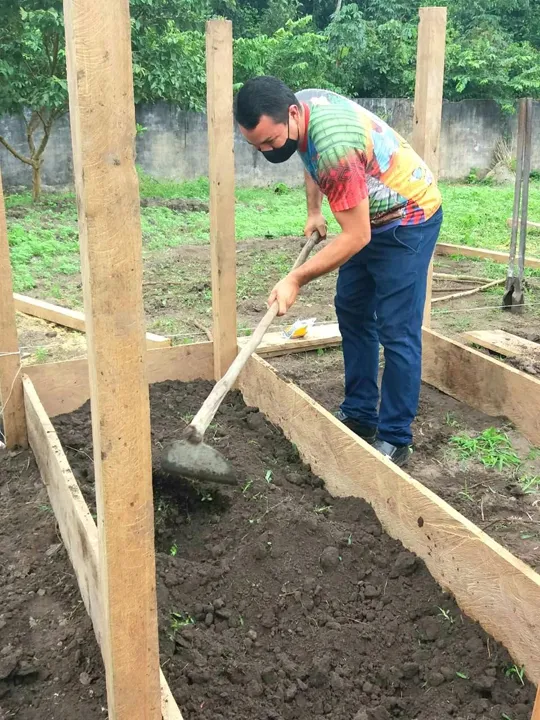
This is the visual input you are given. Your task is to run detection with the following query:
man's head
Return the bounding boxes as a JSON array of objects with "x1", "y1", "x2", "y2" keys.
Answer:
[{"x1": 235, "y1": 76, "x2": 302, "y2": 163}]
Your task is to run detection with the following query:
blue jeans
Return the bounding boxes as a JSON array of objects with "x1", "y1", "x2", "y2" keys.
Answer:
[{"x1": 335, "y1": 207, "x2": 443, "y2": 446}]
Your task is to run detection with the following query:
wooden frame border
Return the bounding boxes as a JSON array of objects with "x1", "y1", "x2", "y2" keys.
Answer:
[
  {"x1": 23, "y1": 376, "x2": 183, "y2": 720},
  {"x1": 23, "y1": 341, "x2": 540, "y2": 690}
]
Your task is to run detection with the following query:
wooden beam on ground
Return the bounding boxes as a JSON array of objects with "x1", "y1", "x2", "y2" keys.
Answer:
[
  {"x1": 435, "y1": 242, "x2": 540, "y2": 269},
  {"x1": 462, "y1": 329, "x2": 540, "y2": 358},
  {"x1": 411, "y1": 6, "x2": 447, "y2": 328},
  {"x1": 238, "y1": 354, "x2": 540, "y2": 682},
  {"x1": 422, "y1": 328, "x2": 540, "y2": 444},
  {"x1": 13, "y1": 293, "x2": 171, "y2": 348},
  {"x1": 23, "y1": 377, "x2": 183, "y2": 719},
  {"x1": 0, "y1": 169, "x2": 27, "y2": 448},
  {"x1": 431, "y1": 277, "x2": 505, "y2": 304},
  {"x1": 241, "y1": 323, "x2": 343, "y2": 358},
  {"x1": 507, "y1": 218, "x2": 540, "y2": 231},
  {"x1": 206, "y1": 19, "x2": 237, "y2": 379},
  {"x1": 63, "y1": 0, "x2": 161, "y2": 715}
]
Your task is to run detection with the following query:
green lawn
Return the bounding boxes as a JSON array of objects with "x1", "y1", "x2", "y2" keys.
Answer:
[{"x1": 5, "y1": 172, "x2": 540, "y2": 293}]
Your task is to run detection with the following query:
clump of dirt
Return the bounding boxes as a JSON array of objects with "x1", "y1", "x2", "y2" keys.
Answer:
[
  {"x1": 507, "y1": 353, "x2": 540, "y2": 376},
  {"x1": 140, "y1": 197, "x2": 208, "y2": 213},
  {"x1": 45, "y1": 380, "x2": 535, "y2": 720}
]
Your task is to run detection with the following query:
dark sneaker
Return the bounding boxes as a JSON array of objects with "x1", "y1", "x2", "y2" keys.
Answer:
[
  {"x1": 335, "y1": 410, "x2": 377, "y2": 444},
  {"x1": 372, "y1": 439, "x2": 412, "y2": 468}
]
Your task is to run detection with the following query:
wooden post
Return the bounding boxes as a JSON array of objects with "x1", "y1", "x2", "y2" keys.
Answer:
[
  {"x1": 0, "y1": 169, "x2": 27, "y2": 448},
  {"x1": 411, "y1": 6, "x2": 447, "y2": 328},
  {"x1": 206, "y1": 19, "x2": 237, "y2": 379},
  {"x1": 63, "y1": 0, "x2": 161, "y2": 718}
]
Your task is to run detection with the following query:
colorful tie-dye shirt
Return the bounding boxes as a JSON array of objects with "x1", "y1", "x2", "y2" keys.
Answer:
[{"x1": 295, "y1": 89, "x2": 442, "y2": 231}]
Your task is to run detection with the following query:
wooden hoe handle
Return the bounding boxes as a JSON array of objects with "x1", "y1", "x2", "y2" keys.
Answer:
[{"x1": 185, "y1": 231, "x2": 322, "y2": 442}]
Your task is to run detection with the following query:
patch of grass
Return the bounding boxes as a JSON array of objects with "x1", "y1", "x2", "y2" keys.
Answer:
[
  {"x1": 314, "y1": 505, "x2": 332, "y2": 515},
  {"x1": 519, "y1": 475, "x2": 540, "y2": 494},
  {"x1": 445, "y1": 412, "x2": 460, "y2": 427},
  {"x1": 170, "y1": 611, "x2": 195, "y2": 633},
  {"x1": 450, "y1": 428, "x2": 521, "y2": 471},
  {"x1": 437, "y1": 607, "x2": 455, "y2": 623},
  {"x1": 439, "y1": 181, "x2": 540, "y2": 256},
  {"x1": 34, "y1": 347, "x2": 50, "y2": 363},
  {"x1": 504, "y1": 664, "x2": 525, "y2": 685},
  {"x1": 6, "y1": 179, "x2": 540, "y2": 295}
]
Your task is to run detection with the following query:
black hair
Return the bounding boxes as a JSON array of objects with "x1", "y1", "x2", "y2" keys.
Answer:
[{"x1": 234, "y1": 76, "x2": 299, "y2": 130}]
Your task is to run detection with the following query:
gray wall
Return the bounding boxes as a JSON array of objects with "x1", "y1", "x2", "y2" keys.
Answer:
[{"x1": 1, "y1": 99, "x2": 539, "y2": 191}]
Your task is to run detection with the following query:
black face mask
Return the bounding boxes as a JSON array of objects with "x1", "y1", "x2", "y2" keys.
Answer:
[{"x1": 261, "y1": 119, "x2": 298, "y2": 164}]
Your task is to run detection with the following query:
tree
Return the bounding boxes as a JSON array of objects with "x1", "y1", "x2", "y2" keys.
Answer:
[{"x1": 0, "y1": 2, "x2": 67, "y2": 200}]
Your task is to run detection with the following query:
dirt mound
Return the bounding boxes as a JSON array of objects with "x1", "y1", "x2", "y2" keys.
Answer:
[
  {"x1": 44, "y1": 380, "x2": 535, "y2": 720},
  {"x1": 140, "y1": 197, "x2": 208, "y2": 213},
  {"x1": 507, "y1": 352, "x2": 540, "y2": 376}
]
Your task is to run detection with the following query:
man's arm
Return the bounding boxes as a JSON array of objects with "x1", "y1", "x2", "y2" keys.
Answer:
[
  {"x1": 304, "y1": 170, "x2": 327, "y2": 239},
  {"x1": 268, "y1": 198, "x2": 371, "y2": 315}
]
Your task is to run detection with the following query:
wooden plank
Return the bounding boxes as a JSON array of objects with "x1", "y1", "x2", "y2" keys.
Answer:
[
  {"x1": 0, "y1": 170, "x2": 27, "y2": 447},
  {"x1": 23, "y1": 377, "x2": 183, "y2": 720},
  {"x1": 238, "y1": 353, "x2": 540, "y2": 682},
  {"x1": 24, "y1": 341, "x2": 215, "y2": 418},
  {"x1": 461, "y1": 329, "x2": 540, "y2": 358},
  {"x1": 13, "y1": 293, "x2": 171, "y2": 347},
  {"x1": 63, "y1": 0, "x2": 161, "y2": 715},
  {"x1": 243, "y1": 323, "x2": 343, "y2": 358},
  {"x1": 431, "y1": 277, "x2": 505, "y2": 303},
  {"x1": 422, "y1": 328, "x2": 540, "y2": 444},
  {"x1": 436, "y1": 242, "x2": 540, "y2": 269},
  {"x1": 24, "y1": 376, "x2": 102, "y2": 643},
  {"x1": 14, "y1": 294, "x2": 86, "y2": 331},
  {"x1": 411, "y1": 6, "x2": 447, "y2": 328},
  {"x1": 206, "y1": 19, "x2": 237, "y2": 379},
  {"x1": 507, "y1": 218, "x2": 540, "y2": 231}
]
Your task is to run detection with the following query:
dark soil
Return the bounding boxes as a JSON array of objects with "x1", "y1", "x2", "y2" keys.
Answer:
[
  {"x1": 271, "y1": 351, "x2": 540, "y2": 571},
  {"x1": 0, "y1": 449, "x2": 105, "y2": 719},
  {"x1": 506, "y1": 353, "x2": 540, "y2": 376},
  {"x1": 2, "y1": 380, "x2": 534, "y2": 719}
]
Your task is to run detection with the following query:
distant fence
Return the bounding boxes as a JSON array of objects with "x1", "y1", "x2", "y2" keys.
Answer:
[{"x1": 1, "y1": 98, "x2": 539, "y2": 191}]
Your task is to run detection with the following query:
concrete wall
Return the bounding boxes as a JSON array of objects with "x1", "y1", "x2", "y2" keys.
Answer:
[{"x1": 1, "y1": 99, "x2": 539, "y2": 191}]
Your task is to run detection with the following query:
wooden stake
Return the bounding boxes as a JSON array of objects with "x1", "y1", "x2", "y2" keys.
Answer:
[
  {"x1": 411, "y1": 6, "x2": 447, "y2": 328},
  {"x1": 0, "y1": 169, "x2": 27, "y2": 448},
  {"x1": 206, "y1": 19, "x2": 237, "y2": 379},
  {"x1": 63, "y1": 0, "x2": 160, "y2": 717}
]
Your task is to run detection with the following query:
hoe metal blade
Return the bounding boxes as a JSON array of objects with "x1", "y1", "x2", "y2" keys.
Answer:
[{"x1": 161, "y1": 439, "x2": 237, "y2": 485}]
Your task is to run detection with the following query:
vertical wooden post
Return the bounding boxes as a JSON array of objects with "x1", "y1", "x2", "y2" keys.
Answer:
[
  {"x1": 206, "y1": 19, "x2": 237, "y2": 379},
  {"x1": 63, "y1": 0, "x2": 161, "y2": 718},
  {"x1": 411, "y1": 6, "x2": 447, "y2": 328},
  {"x1": 0, "y1": 169, "x2": 27, "y2": 448}
]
